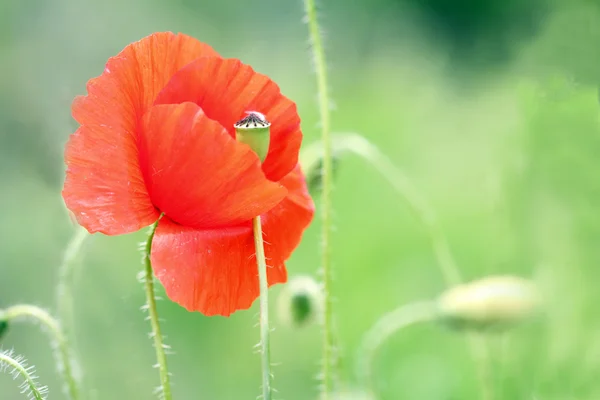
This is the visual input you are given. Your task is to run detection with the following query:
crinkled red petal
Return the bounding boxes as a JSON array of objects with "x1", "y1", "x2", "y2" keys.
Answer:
[
  {"x1": 151, "y1": 165, "x2": 314, "y2": 316},
  {"x1": 139, "y1": 103, "x2": 286, "y2": 229},
  {"x1": 64, "y1": 32, "x2": 218, "y2": 234},
  {"x1": 63, "y1": 125, "x2": 160, "y2": 234},
  {"x1": 260, "y1": 165, "x2": 315, "y2": 265},
  {"x1": 154, "y1": 57, "x2": 302, "y2": 182}
]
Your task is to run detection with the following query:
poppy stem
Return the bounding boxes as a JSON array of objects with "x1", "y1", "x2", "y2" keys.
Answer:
[
  {"x1": 0, "y1": 349, "x2": 49, "y2": 400},
  {"x1": 0, "y1": 304, "x2": 78, "y2": 400},
  {"x1": 56, "y1": 226, "x2": 89, "y2": 396},
  {"x1": 303, "y1": 0, "x2": 337, "y2": 397},
  {"x1": 252, "y1": 215, "x2": 272, "y2": 400},
  {"x1": 326, "y1": 132, "x2": 494, "y2": 400},
  {"x1": 56, "y1": 227, "x2": 89, "y2": 327},
  {"x1": 142, "y1": 218, "x2": 172, "y2": 400},
  {"x1": 355, "y1": 301, "x2": 436, "y2": 397}
]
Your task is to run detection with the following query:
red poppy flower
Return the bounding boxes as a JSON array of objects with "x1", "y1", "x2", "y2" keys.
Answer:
[{"x1": 63, "y1": 32, "x2": 315, "y2": 316}]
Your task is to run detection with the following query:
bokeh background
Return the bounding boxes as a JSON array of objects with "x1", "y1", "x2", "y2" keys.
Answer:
[{"x1": 2, "y1": 0, "x2": 600, "y2": 398}]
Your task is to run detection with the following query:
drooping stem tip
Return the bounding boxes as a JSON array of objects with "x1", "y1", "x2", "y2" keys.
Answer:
[
  {"x1": 0, "y1": 305, "x2": 79, "y2": 399},
  {"x1": 355, "y1": 301, "x2": 436, "y2": 396},
  {"x1": 323, "y1": 133, "x2": 493, "y2": 399}
]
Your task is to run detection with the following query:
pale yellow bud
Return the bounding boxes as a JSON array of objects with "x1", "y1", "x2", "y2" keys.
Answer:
[{"x1": 437, "y1": 275, "x2": 541, "y2": 331}]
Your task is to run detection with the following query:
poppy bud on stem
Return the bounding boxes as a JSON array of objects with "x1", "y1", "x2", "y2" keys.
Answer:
[
  {"x1": 437, "y1": 275, "x2": 541, "y2": 331},
  {"x1": 314, "y1": 132, "x2": 493, "y2": 399},
  {"x1": 0, "y1": 320, "x2": 8, "y2": 340},
  {"x1": 235, "y1": 113, "x2": 273, "y2": 400},
  {"x1": 277, "y1": 276, "x2": 323, "y2": 328},
  {"x1": 355, "y1": 276, "x2": 541, "y2": 397},
  {"x1": 299, "y1": 141, "x2": 341, "y2": 197}
]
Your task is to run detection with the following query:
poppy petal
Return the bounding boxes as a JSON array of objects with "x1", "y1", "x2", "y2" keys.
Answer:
[
  {"x1": 139, "y1": 102, "x2": 287, "y2": 229},
  {"x1": 64, "y1": 33, "x2": 218, "y2": 235},
  {"x1": 154, "y1": 57, "x2": 302, "y2": 182},
  {"x1": 150, "y1": 166, "x2": 314, "y2": 316},
  {"x1": 63, "y1": 125, "x2": 160, "y2": 235},
  {"x1": 73, "y1": 32, "x2": 219, "y2": 127},
  {"x1": 151, "y1": 217, "x2": 287, "y2": 316},
  {"x1": 260, "y1": 165, "x2": 315, "y2": 265}
]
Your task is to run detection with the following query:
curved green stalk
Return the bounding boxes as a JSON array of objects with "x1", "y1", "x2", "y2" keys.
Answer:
[
  {"x1": 0, "y1": 349, "x2": 49, "y2": 400},
  {"x1": 56, "y1": 227, "x2": 89, "y2": 335},
  {"x1": 355, "y1": 301, "x2": 436, "y2": 396},
  {"x1": 302, "y1": 0, "x2": 336, "y2": 398},
  {"x1": 142, "y1": 219, "x2": 172, "y2": 400},
  {"x1": 55, "y1": 226, "x2": 88, "y2": 397},
  {"x1": 253, "y1": 216, "x2": 272, "y2": 400},
  {"x1": 333, "y1": 132, "x2": 493, "y2": 400},
  {"x1": 333, "y1": 133, "x2": 460, "y2": 284},
  {"x1": 0, "y1": 305, "x2": 77, "y2": 399}
]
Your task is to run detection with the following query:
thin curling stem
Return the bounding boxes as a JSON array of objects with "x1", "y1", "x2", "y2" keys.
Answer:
[
  {"x1": 252, "y1": 216, "x2": 272, "y2": 400},
  {"x1": 303, "y1": 0, "x2": 336, "y2": 397},
  {"x1": 56, "y1": 226, "x2": 88, "y2": 390},
  {"x1": 0, "y1": 305, "x2": 78, "y2": 399},
  {"x1": 0, "y1": 350, "x2": 49, "y2": 400},
  {"x1": 56, "y1": 227, "x2": 89, "y2": 324},
  {"x1": 56, "y1": 226, "x2": 89, "y2": 326},
  {"x1": 355, "y1": 301, "x2": 436, "y2": 396},
  {"x1": 334, "y1": 133, "x2": 493, "y2": 400},
  {"x1": 142, "y1": 219, "x2": 172, "y2": 400},
  {"x1": 334, "y1": 133, "x2": 460, "y2": 285}
]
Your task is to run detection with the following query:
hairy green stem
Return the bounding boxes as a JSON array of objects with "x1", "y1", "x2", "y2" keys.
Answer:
[
  {"x1": 0, "y1": 305, "x2": 78, "y2": 399},
  {"x1": 355, "y1": 301, "x2": 436, "y2": 396},
  {"x1": 142, "y1": 219, "x2": 172, "y2": 400},
  {"x1": 303, "y1": 0, "x2": 336, "y2": 397},
  {"x1": 0, "y1": 350, "x2": 49, "y2": 400},
  {"x1": 252, "y1": 216, "x2": 272, "y2": 400},
  {"x1": 333, "y1": 132, "x2": 493, "y2": 400}
]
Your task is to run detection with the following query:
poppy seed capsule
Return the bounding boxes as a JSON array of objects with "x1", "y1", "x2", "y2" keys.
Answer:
[
  {"x1": 234, "y1": 111, "x2": 271, "y2": 162},
  {"x1": 437, "y1": 275, "x2": 541, "y2": 331},
  {"x1": 277, "y1": 275, "x2": 322, "y2": 328}
]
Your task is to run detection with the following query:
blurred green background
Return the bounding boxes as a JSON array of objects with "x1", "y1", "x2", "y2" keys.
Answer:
[{"x1": 2, "y1": 0, "x2": 600, "y2": 398}]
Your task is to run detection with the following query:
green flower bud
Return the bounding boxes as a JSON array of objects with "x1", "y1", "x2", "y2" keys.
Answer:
[
  {"x1": 277, "y1": 276, "x2": 322, "y2": 328},
  {"x1": 299, "y1": 140, "x2": 340, "y2": 196},
  {"x1": 437, "y1": 275, "x2": 541, "y2": 332},
  {"x1": 234, "y1": 111, "x2": 271, "y2": 162},
  {"x1": 0, "y1": 320, "x2": 7, "y2": 340}
]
